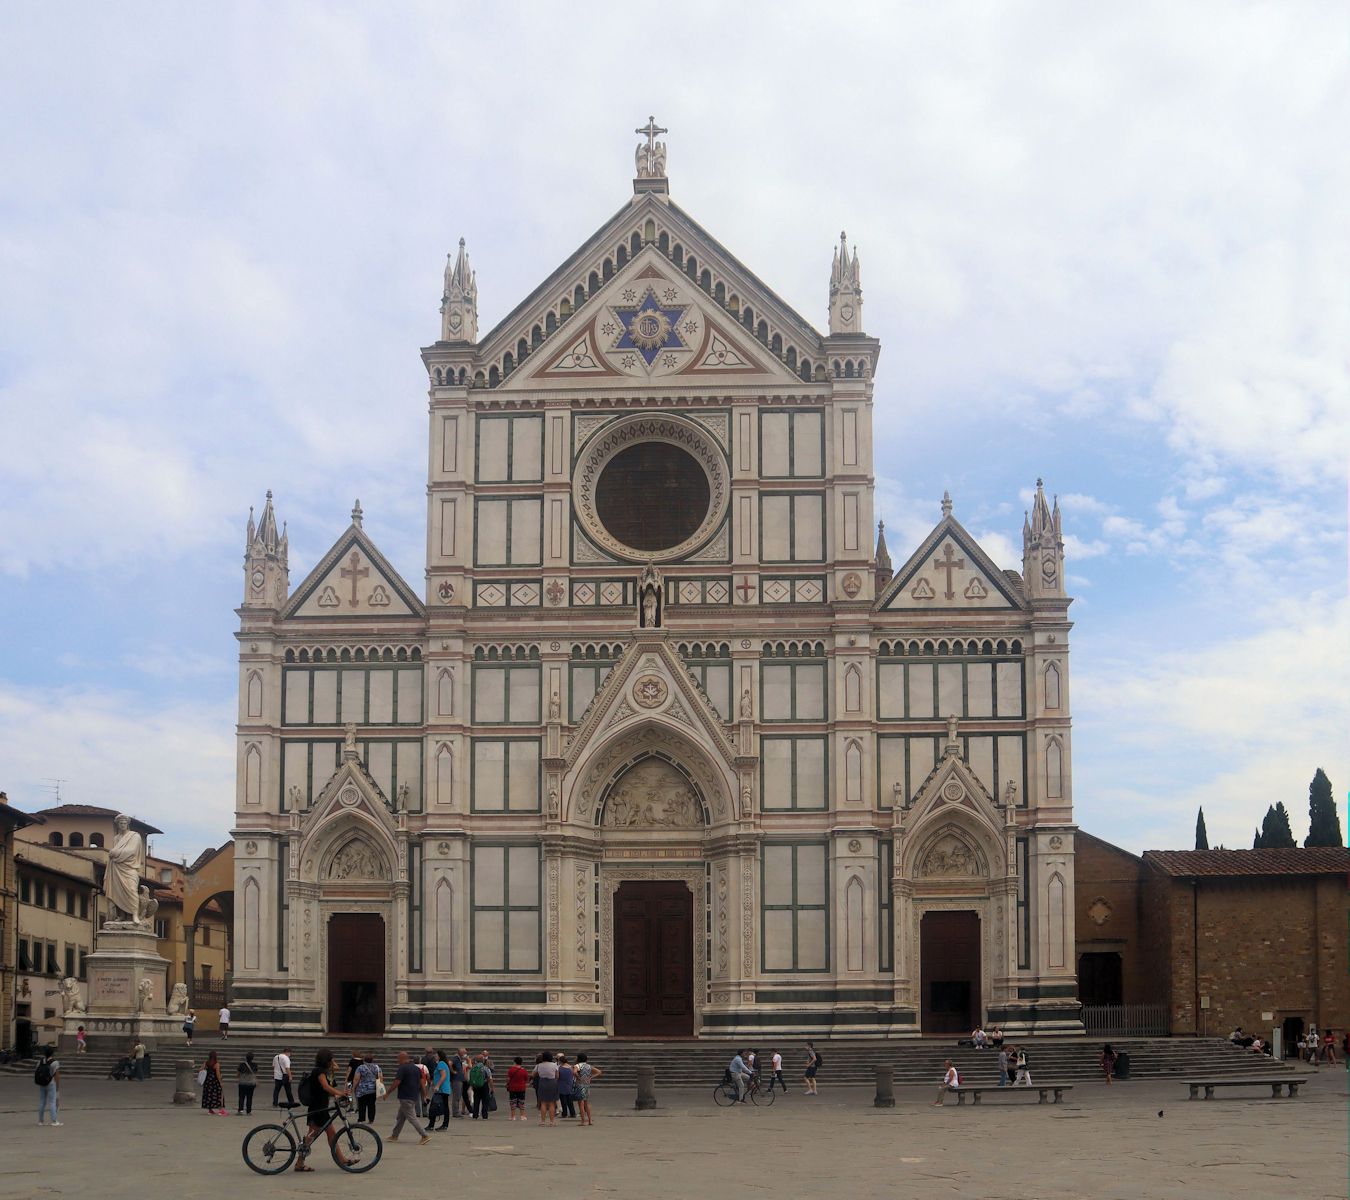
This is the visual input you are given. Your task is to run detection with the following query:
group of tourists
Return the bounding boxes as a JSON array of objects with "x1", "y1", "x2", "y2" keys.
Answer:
[{"x1": 725, "y1": 1044, "x2": 819, "y2": 1099}]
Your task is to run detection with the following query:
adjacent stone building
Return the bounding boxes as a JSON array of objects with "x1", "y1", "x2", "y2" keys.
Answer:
[
  {"x1": 231, "y1": 126, "x2": 1079, "y2": 1039},
  {"x1": 0, "y1": 793, "x2": 41, "y2": 1051}
]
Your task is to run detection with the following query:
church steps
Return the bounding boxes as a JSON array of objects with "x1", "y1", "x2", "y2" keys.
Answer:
[{"x1": 11, "y1": 1038, "x2": 1286, "y2": 1085}]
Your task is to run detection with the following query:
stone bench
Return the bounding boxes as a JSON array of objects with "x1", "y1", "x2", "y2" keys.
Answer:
[
  {"x1": 1186, "y1": 1077, "x2": 1304, "y2": 1100},
  {"x1": 949, "y1": 1083, "x2": 1073, "y2": 1105}
]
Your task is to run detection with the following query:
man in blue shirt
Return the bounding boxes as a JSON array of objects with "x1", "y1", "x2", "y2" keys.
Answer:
[{"x1": 728, "y1": 1051, "x2": 750, "y2": 1102}]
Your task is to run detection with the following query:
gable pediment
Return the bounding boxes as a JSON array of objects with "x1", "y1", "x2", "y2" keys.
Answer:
[
  {"x1": 298, "y1": 751, "x2": 401, "y2": 879},
  {"x1": 283, "y1": 525, "x2": 424, "y2": 620},
  {"x1": 473, "y1": 194, "x2": 826, "y2": 391},
  {"x1": 878, "y1": 517, "x2": 1024, "y2": 612}
]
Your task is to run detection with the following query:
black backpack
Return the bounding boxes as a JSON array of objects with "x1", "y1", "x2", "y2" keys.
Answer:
[
  {"x1": 34, "y1": 1059, "x2": 53, "y2": 1086},
  {"x1": 813, "y1": 1051, "x2": 824, "y2": 1070},
  {"x1": 297, "y1": 1070, "x2": 315, "y2": 1105}
]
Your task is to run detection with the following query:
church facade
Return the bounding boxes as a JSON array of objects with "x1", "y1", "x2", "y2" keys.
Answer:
[{"x1": 231, "y1": 126, "x2": 1079, "y2": 1039}]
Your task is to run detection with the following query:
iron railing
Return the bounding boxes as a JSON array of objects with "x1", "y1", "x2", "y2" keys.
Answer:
[{"x1": 1080, "y1": 1002, "x2": 1171, "y2": 1037}]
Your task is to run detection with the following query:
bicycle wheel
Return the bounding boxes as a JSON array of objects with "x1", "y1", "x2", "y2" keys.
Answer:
[
  {"x1": 241, "y1": 1123, "x2": 297, "y2": 1174},
  {"x1": 333, "y1": 1122, "x2": 383, "y2": 1173},
  {"x1": 712, "y1": 1081, "x2": 737, "y2": 1107},
  {"x1": 750, "y1": 1081, "x2": 775, "y2": 1106}
]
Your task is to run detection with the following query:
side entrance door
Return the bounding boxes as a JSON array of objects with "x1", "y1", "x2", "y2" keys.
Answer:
[
  {"x1": 613, "y1": 880, "x2": 693, "y2": 1037},
  {"x1": 327, "y1": 913, "x2": 385, "y2": 1035},
  {"x1": 920, "y1": 910, "x2": 981, "y2": 1035}
]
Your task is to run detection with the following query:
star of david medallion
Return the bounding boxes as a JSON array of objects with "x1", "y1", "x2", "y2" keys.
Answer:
[{"x1": 611, "y1": 288, "x2": 689, "y2": 367}]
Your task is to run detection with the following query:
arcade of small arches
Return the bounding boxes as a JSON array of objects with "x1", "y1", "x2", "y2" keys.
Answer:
[{"x1": 45, "y1": 831, "x2": 104, "y2": 849}]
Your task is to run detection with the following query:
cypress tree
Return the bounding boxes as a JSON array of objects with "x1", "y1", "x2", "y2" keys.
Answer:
[
  {"x1": 1260, "y1": 801, "x2": 1296, "y2": 849},
  {"x1": 1252, "y1": 826, "x2": 1263, "y2": 849},
  {"x1": 1305, "y1": 768, "x2": 1343, "y2": 847},
  {"x1": 1194, "y1": 807, "x2": 1209, "y2": 850}
]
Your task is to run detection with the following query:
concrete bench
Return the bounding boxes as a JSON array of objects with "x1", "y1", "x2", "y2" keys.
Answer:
[
  {"x1": 949, "y1": 1083, "x2": 1073, "y2": 1105},
  {"x1": 1186, "y1": 1078, "x2": 1303, "y2": 1100}
]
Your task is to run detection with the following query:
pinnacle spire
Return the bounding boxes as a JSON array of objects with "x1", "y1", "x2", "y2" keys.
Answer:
[
  {"x1": 828, "y1": 230, "x2": 863, "y2": 334},
  {"x1": 256, "y1": 490, "x2": 278, "y2": 551},
  {"x1": 874, "y1": 519, "x2": 893, "y2": 591},
  {"x1": 941, "y1": 490, "x2": 953, "y2": 518},
  {"x1": 441, "y1": 236, "x2": 478, "y2": 342},
  {"x1": 351, "y1": 499, "x2": 364, "y2": 529}
]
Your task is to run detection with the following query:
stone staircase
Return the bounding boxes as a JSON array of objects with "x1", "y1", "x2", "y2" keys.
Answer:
[{"x1": 5, "y1": 1036, "x2": 1286, "y2": 1087}]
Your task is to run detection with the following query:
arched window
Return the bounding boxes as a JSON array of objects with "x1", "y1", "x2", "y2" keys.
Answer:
[
  {"x1": 90, "y1": 833, "x2": 104, "y2": 848},
  {"x1": 69, "y1": 832, "x2": 84, "y2": 848},
  {"x1": 49, "y1": 832, "x2": 64, "y2": 847}
]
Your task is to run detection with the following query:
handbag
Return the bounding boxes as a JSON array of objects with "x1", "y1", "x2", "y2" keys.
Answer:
[
  {"x1": 376, "y1": 1079, "x2": 387, "y2": 1099},
  {"x1": 486, "y1": 1088, "x2": 498, "y2": 1112},
  {"x1": 196, "y1": 1068, "x2": 207, "y2": 1086}
]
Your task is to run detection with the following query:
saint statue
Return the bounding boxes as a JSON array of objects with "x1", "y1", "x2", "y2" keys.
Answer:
[{"x1": 105, "y1": 813, "x2": 146, "y2": 923}]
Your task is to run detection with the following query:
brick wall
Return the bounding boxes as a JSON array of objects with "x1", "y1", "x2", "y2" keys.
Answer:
[{"x1": 1073, "y1": 833, "x2": 1148, "y2": 1004}]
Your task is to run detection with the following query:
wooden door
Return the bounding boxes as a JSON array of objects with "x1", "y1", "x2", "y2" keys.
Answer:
[
  {"x1": 327, "y1": 913, "x2": 385, "y2": 1035},
  {"x1": 920, "y1": 910, "x2": 981, "y2": 1035},
  {"x1": 613, "y1": 881, "x2": 693, "y2": 1037}
]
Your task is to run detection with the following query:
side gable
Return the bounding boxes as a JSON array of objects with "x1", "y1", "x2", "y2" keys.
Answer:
[
  {"x1": 466, "y1": 193, "x2": 828, "y2": 390},
  {"x1": 878, "y1": 515, "x2": 1024, "y2": 613},
  {"x1": 283, "y1": 523, "x2": 425, "y2": 620}
]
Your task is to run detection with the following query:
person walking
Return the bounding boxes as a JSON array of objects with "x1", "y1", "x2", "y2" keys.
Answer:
[
  {"x1": 1322, "y1": 1029, "x2": 1337, "y2": 1065},
  {"x1": 429, "y1": 1050, "x2": 453, "y2": 1131},
  {"x1": 418, "y1": 1047, "x2": 438, "y2": 1118},
  {"x1": 218, "y1": 1005, "x2": 231, "y2": 1038},
  {"x1": 447, "y1": 1047, "x2": 464, "y2": 1117},
  {"x1": 387, "y1": 1050, "x2": 431, "y2": 1145},
  {"x1": 932, "y1": 1059, "x2": 959, "y2": 1106},
  {"x1": 201, "y1": 1050, "x2": 226, "y2": 1115},
  {"x1": 457, "y1": 1048, "x2": 472, "y2": 1118},
  {"x1": 236, "y1": 1052, "x2": 258, "y2": 1115},
  {"x1": 507, "y1": 1057, "x2": 529, "y2": 1121},
  {"x1": 469, "y1": 1053, "x2": 494, "y2": 1120},
  {"x1": 532, "y1": 1053, "x2": 559, "y2": 1125},
  {"x1": 182, "y1": 1009, "x2": 197, "y2": 1046},
  {"x1": 803, "y1": 1041, "x2": 820, "y2": 1095},
  {"x1": 295, "y1": 1049, "x2": 357, "y2": 1171},
  {"x1": 353, "y1": 1053, "x2": 382, "y2": 1125},
  {"x1": 1100, "y1": 1044, "x2": 1118, "y2": 1086},
  {"x1": 574, "y1": 1054, "x2": 601, "y2": 1126},
  {"x1": 558, "y1": 1055, "x2": 577, "y2": 1119},
  {"x1": 75, "y1": 1026, "x2": 87, "y2": 1055},
  {"x1": 769, "y1": 1049, "x2": 786, "y2": 1095},
  {"x1": 1014, "y1": 1047, "x2": 1031, "y2": 1087},
  {"x1": 271, "y1": 1047, "x2": 294, "y2": 1107},
  {"x1": 996, "y1": 1046, "x2": 1010, "y2": 1087},
  {"x1": 35, "y1": 1045, "x2": 61, "y2": 1126}
]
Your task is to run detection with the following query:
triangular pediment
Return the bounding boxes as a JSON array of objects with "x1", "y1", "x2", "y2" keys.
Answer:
[
  {"x1": 283, "y1": 524, "x2": 425, "y2": 620},
  {"x1": 472, "y1": 193, "x2": 825, "y2": 391},
  {"x1": 298, "y1": 751, "x2": 402, "y2": 881},
  {"x1": 907, "y1": 749, "x2": 1001, "y2": 828},
  {"x1": 563, "y1": 633, "x2": 737, "y2": 774},
  {"x1": 878, "y1": 516, "x2": 1024, "y2": 612}
]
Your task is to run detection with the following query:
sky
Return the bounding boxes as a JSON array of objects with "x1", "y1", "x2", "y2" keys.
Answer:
[{"x1": 0, "y1": 1, "x2": 1346, "y2": 860}]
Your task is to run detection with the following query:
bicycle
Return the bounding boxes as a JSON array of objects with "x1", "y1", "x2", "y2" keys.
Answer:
[
  {"x1": 241, "y1": 1096, "x2": 382, "y2": 1174},
  {"x1": 713, "y1": 1070, "x2": 776, "y2": 1107}
]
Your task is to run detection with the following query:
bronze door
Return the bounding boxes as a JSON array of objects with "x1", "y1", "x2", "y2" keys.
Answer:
[
  {"x1": 920, "y1": 910, "x2": 981, "y2": 1034},
  {"x1": 327, "y1": 913, "x2": 385, "y2": 1035},
  {"x1": 613, "y1": 880, "x2": 694, "y2": 1037}
]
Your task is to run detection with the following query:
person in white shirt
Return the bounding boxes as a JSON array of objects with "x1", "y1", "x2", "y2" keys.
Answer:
[
  {"x1": 933, "y1": 1060, "x2": 959, "y2": 1106},
  {"x1": 770, "y1": 1050, "x2": 785, "y2": 1094},
  {"x1": 271, "y1": 1049, "x2": 294, "y2": 1107},
  {"x1": 218, "y1": 1006, "x2": 231, "y2": 1038}
]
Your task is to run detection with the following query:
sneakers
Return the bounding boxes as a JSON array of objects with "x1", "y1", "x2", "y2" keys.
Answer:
[
  {"x1": 51, "y1": 1122, "x2": 64, "y2": 1127},
  {"x1": 418, "y1": 1135, "x2": 431, "y2": 1145}
]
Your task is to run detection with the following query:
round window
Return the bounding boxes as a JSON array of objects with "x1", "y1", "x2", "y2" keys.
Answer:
[{"x1": 595, "y1": 442, "x2": 710, "y2": 553}]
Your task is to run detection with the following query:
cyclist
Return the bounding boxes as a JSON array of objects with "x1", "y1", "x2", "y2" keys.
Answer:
[
  {"x1": 295, "y1": 1049, "x2": 355, "y2": 1172},
  {"x1": 727, "y1": 1050, "x2": 751, "y2": 1102}
]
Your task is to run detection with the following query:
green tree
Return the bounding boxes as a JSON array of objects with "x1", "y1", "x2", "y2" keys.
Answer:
[
  {"x1": 1252, "y1": 826, "x2": 1263, "y2": 849},
  {"x1": 1260, "y1": 801, "x2": 1297, "y2": 849},
  {"x1": 1194, "y1": 807, "x2": 1209, "y2": 850},
  {"x1": 1305, "y1": 768, "x2": 1343, "y2": 847}
]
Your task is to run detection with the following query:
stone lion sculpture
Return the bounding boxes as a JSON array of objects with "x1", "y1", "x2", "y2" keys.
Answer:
[
  {"x1": 59, "y1": 977, "x2": 85, "y2": 1016},
  {"x1": 137, "y1": 978, "x2": 155, "y2": 1013},
  {"x1": 167, "y1": 981, "x2": 189, "y2": 1015}
]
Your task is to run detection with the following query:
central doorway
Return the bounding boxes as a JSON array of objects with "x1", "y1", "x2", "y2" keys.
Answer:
[
  {"x1": 613, "y1": 880, "x2": 694, "y2": 1037},
  {"x1": 920, "y1": 910, "x2": 981, "y2": 1034},
  {"x1": 327, "y1": 913, "x2": 385, "y2": 1035}
]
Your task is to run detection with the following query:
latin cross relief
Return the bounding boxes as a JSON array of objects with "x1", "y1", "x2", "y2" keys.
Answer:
[
  {"x1": 340, "y1": 551, "x2": 370, "y2": 607},
  {"x1": 933, "y1": 543, "x2": 966, "y2": 600}
]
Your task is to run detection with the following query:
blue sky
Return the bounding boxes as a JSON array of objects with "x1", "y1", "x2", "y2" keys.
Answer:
[{"x1": 1, "y1": 2, "x2": 1345, "y2": 860}]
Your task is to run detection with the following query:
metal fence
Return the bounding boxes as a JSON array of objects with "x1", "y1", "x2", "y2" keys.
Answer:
[
  {"x1": 1081, "y1": 1002, "x2": 1171, "y2": 1037},
  {"x1": 191, "y1": 978, "x2": 227, "y2": 1010}
]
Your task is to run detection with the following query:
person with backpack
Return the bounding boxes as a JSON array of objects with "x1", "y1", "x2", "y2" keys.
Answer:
[
  {"x1": 35, "y1": 1045, "x2": 61, "y2": 1126},
  {"x1": 295, "y1": 1049, "x2": 360, "y2": 1170},
  {"x1": 803, "y1": 1041, "x2": 821, "y2": 1095},
  {"x1": 933, "y1": 1059, "x2": 959, "y2": 1106},
  {"x1": 469, "y1": 1053, "x2": 494, "y2": 1120},
  {"x1": 272, "y1": 1047, "x2": 294, "y2": 1107}
]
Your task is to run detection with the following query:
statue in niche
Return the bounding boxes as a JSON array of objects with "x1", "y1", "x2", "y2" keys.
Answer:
[
  {"x1": 603, "y1": 758, "x2": 702, "y2": 828},
  {"x1": 328, "y1": 838, "x2": 384, "y2": 881},
  {"x1": 920, "y1": 835, "x2": 981, "y2": 878},
  {"x1": 739, "y1": 688, "x2": 753, "y2": 719},
  {"x1": 637, "y1": 563, "x2": 662, "y2": 628},
  {"x1": 1003, "y1": 781, "x2": 1017, "y2": 808}
]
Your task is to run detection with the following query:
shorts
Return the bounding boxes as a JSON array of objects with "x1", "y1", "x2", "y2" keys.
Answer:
[
  {"x1": 805, "y1": 1066, "x2": 817, "y2": 1078},
  {"x1": 307, "y1": 1108, "x2": 330, "y2": 1130},
  {"x1": 509, "y1": 1090, "x2": 525, "y2": 1110}
]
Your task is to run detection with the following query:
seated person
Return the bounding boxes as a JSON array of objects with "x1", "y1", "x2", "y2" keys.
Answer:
[
  {"x1": 1229, "y1": 1027, "x2": 1244, "y2": 1043},
  {"x1": 973, "y1": 1027, "x2": 987, "y2": 1049},
  {"x1": 1249, "y1": 1037, "x2": 1264, "y2": 1054},
  {"x1": 989, "y1": 1027, "x2": 1004, "y2": 1047}
]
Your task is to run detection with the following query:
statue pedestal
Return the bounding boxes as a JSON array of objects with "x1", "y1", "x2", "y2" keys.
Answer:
[{"x1": 63, "y1": 924, "x2": 181, "y2": 1050}]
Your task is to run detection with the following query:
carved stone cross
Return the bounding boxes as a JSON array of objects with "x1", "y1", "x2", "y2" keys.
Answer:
[
  {"x1": 340, "y1": 551, "x2": 369, "y2": 607},
  {"x1": 933, "y1": 543, "x2": 965, "y2": 600}
]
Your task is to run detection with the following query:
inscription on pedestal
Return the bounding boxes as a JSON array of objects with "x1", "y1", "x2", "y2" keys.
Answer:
[{"x1": 93, "y1": 973, "x2": 133, "y2": 1007}]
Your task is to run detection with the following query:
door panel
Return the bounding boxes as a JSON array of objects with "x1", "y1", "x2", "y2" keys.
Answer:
[
  {"x1": 613, "y1": 881, "x2": 693, "y2": 1036},
  {"x1": 327, "y1": 913, "x2": 385, "y2": 1035},
  {"x1": 920, "y1": 910, "x2": 981, "y2": 1035}
]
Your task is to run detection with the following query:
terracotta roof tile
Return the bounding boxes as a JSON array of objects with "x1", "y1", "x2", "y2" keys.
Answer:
[{"x1": 1144, "y1": 848, "x2": 1350, "y2": 877}]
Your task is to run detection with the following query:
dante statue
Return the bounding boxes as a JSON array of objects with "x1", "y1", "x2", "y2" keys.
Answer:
[{"x1": 106, "y1": 813, "x2": 146, "y2": 923}]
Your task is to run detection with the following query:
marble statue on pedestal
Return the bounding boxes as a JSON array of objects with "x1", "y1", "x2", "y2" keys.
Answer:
[
  {"x1": 59, "y1": 977, "x2": 85, "y2": 1016},
  {"x1": 106, "y1": 814, "x2": 146, "y2": 924}
]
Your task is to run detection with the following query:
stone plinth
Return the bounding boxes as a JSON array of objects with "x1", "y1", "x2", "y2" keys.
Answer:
[{"x1": 63, "y1": 923, "x2": 181, "y2": 1050}]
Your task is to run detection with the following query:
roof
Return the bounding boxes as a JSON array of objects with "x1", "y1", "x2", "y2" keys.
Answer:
[
  {"x1": 0, "y1": 801, "x2": 41, "y2": 831},
  {"x1": 31, "y1": 804, "x2": 162, "y2": 836},
  {"x1": 1075, "y1": 830, "x2": 1141, "y2": 862},
  {"x1": 1144, "y1": 848, "x2": 1350, "y2": 878}
]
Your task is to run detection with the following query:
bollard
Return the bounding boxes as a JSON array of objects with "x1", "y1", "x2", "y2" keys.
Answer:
[
  {"x1": 635, "y1": 1064, "x2": 657, "y2": 1110},
  {"x1": 874, "y1": 1064, "x2": 895, "y2": 1108},
  {"x1": 173, "y1": 1058, "x2": 197, "y2": 1106}
]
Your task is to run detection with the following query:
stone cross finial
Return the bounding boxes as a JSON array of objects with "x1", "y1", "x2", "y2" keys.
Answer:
[{"x1": 635, "y1": 116, "x2": 668, "y2": 178}]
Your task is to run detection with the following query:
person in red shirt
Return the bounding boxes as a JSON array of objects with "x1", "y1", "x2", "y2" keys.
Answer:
[{"x1": 506, "y1": 1057, "x2": 530, "y2": 1121}]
